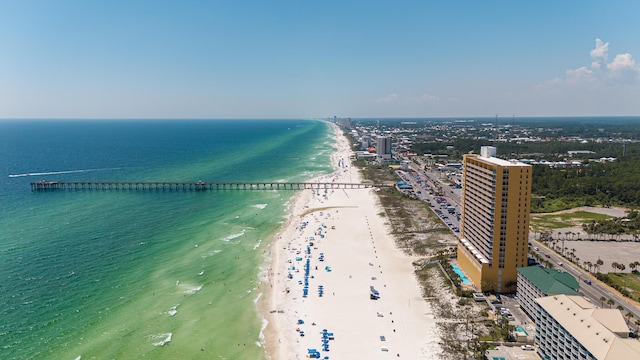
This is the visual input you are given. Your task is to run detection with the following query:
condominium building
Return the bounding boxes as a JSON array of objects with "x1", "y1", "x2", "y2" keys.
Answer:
[
  {"x1": 535, "y1": 294, "x2": 640, "y2": 359},
  {"x1": 376, "y1": 136, "x2": 392, "y2": 160},
  {"x1": 457, "y1": 146, "x2": 532, "y2": 292},
  {"x1": 517, "y1": 266, "x2": 579, "y2": 319}
]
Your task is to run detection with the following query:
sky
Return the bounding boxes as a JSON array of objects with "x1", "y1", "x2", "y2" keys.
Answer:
[{"x1": 0, "y1": 1, "x2": 639, "y2": 119}]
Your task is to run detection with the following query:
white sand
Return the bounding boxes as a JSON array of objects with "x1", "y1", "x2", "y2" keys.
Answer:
[{"x1": 260, "y1": 123, "x2": 442, "y2": 359}]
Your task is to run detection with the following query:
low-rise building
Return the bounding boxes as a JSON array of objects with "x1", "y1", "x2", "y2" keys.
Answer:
[
  {"x1": 535, "y1": 294, "x2": 640, "y2": 359},
  {"x1": 517, "y1": 266, "x2": 579, "y2": 320}
]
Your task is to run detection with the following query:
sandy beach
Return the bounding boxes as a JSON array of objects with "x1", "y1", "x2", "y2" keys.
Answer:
[{"x1": 260, "y1": 123, "x2": 441, "y2": 359}]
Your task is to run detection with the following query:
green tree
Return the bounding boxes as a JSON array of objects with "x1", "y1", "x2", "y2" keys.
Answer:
[
  {"x1": 607, "y1": 298, "x2": 615, "y2": 308},
  {"x1": 612, "y1": 262, "x2": 620, "y2": 273},
  {"x1": 626, "y1": 312, "x2": 634, "y2": 326}
]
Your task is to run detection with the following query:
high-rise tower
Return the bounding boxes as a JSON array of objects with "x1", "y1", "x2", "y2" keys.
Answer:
[
  {"x1": 376, "y1": 136, "x2": 392, "y2": 160},
  {"x1": 457, "y1": 146, "x2": 531, "y2": 293}
]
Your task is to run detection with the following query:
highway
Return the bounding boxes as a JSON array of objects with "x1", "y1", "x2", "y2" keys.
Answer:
[
  {"x1": 402, "y1": 158, "x2": 640, "y2": 325},
  {"x1": 530, "y1": 238, "x2": 640, "y2": 322}
]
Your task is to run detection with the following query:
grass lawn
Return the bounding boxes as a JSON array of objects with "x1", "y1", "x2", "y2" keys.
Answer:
[
  {"x1": 530, "y1": 211, "x2": 613, "y2": 232},
  {"x1": 607, "y1": 272, "x2": 640, "y2": 302}
]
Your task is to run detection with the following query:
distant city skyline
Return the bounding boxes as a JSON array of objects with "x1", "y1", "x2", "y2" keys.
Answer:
[{"x1": 1, "y1": 1, "x2": 639, "y2": 119}]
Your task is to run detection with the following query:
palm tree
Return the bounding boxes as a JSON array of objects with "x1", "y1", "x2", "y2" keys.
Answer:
[
  {"x1": 626, "y1": 312, "x2": 634, "y2": 326},
  {"x1": 631, "y1": 262, "x2": 637, "y2": 273},
  {"x1": 617, "y1": 305, "x2": 624, "y2": 311},
  {"x1": 607, "y1": 298, "x2": 615, "y2": 308},
  {"x1": 596, "y1": 258, "x2": 604, "y2": 273},
  {"x1": 612, "y1": 262, "x2": 620, "y2": 273},
  {"x1": 600, "y1": 296, "x2": 606, "y2": 307},
  {"x1": 585, "y1": 261, "x2": 593, "y2": 273}
]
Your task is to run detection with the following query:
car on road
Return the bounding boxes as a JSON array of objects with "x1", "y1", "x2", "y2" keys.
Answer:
[
  {"x1": 557, "y1": 262, "x2": 563, "y2": 266},
  {"x1": 544, "y1": 253, "x2": 550, "y2": 258},
  {"x1": 584, "y1": 279, "x2": 592, "y2": 285}
]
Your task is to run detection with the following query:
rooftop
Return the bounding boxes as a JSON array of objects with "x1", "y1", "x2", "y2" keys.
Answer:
[
  {"x1": 536, "y1": 294, "x2": 640, "y2": 359},
  {"x1": 517, "y1": 266, "x2": 579, "y2": 295}
]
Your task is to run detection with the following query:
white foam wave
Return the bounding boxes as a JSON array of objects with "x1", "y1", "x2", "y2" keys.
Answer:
[
  {"x1": 253, "y1": 239, "x2": 262, "y2": 250},
  {"x1": 183, "y1": 285, "x2": 203, "y2": 295},
  {"x1": 149, "y1": 332, "x2": 173, "y2": 346},
  {"x1": 253, "y1": 292, "x2": 263, "y2": 304},
  {"x1": 8, "y1": 168, "x2": 118, "y2": 178},
  {"x1": 202, "y1": 249, "x2": 222, "y2": 259},
  {"x1": 221, "y1": 230, "x2": 245, "y2": 242},
  {"x1": 252, "y1": 204, "x2": 268, "y2": 210},
  {"x1": 166, "y1": 304, "x2": 179, "y2": 316},
  {"x1": 258, "y1": 318, "x2": 268, "y2": 347}
]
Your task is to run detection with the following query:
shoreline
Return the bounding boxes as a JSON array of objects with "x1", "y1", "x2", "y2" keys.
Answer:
[{"x1": 259, "y1": 122, "x2": 442, "y2": 359}]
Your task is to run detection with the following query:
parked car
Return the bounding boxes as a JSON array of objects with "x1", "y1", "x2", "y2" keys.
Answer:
[{"x1": 521, "y1": 345, "x2": 534, "y2": 351}]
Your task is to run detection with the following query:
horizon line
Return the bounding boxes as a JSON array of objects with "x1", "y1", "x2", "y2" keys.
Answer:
[{"x1": 1, "y1": 115, "x2": 640, "y2": 121}]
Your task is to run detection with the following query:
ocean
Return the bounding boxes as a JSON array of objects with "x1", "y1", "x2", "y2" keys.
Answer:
[{"x1": 0, "y1": 119, "x2": 334, "y2": 360}]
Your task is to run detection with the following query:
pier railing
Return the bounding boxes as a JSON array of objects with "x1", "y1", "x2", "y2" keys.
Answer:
[{"x1": 30, "y1": 180, "x2": 392, "y2": 192}]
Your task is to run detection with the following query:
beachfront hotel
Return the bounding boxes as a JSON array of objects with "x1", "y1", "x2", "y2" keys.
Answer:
[
  {"x1": 535, "y1": 294, "x2": 640, "y2": 359},
  {"x1": 457, "y1": 146, "x2": 532, "y2": 293},
  {"x1": 516, "y1": 266, "x2": 579, "y2": 319}
]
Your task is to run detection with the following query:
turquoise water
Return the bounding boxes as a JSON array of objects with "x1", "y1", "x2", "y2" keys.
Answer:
[
  {"x1": 0, "y1": 119, "x2": 334, "y2": 359},
  {"x1": 515, "y1": 325, "x2": 528, "y2": 335},
  {"x1": 450, "y1": 263, "x2": 471, "y2": 285}
]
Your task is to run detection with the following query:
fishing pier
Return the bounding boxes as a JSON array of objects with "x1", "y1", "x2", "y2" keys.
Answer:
[{"x1": 30, "y1": 180, "x2": 391, "y2": 192}]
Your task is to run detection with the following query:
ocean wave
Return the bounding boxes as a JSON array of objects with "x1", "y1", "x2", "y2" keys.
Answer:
[
  {"x1": 253, "y1": 239, "x2": 262, "y2": 250},
  {"x1": 8, "y1": 168, "x2": 118, "y2": 178},
  {"x1": 258, "y1": 318, "x2": 268, "y2": 347},
  {"x1": 182, "y1": 285, "x2": 203, "y2": 295},
  {"x1": 252, "y1": 204, "x2": 268, "y2": 210},
  {"x1": 149, "y1": 332, "x2": 172, "y2": 346},
  {"x1": 202, "y1": 249, "x2": 222, "y2": 259},
  {"x1": 166, "y1": 304, "x2": 179, "y2": 317},
  {"x1": 253, "y1": 292, "x2": 263, "y2": 304},
  {"x1": 221, "y1": 230, "x2": 245, "y2": 242}
]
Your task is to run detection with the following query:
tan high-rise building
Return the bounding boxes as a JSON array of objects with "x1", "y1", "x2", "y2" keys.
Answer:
[{"x1": 457, "y1": 146, "x2": 531, "y2": 293}]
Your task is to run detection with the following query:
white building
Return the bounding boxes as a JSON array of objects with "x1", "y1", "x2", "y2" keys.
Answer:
[
  {"x1": 535, "y1": 294, "x2": 640, "y2": 359},
  {"x1": 517, "y1": 266, "x2": 579, "y2": 320}
]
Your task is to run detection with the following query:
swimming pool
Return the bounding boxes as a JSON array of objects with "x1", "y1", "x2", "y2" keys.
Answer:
[
  {"x1": 450, "y1": 263, "x2": 472, "y2": 285},
  {"x1": 515, "y1": 325, "x2": 528, "y2": 335}
]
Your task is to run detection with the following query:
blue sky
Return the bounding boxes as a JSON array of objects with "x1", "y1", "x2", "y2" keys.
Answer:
[{"x1": 1, "y1": 1, "x2": 639, "y2": 118}]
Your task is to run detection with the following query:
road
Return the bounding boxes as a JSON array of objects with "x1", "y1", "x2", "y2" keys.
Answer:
[
  {"x1": 402, "y1": 158, "x2": 640, "y2": 323},
  {"x1": 531, "y1": 238, "x2": 640, "y2": 322},
  {"x1": 399, "y1": 162, "x2": 463, "y2": 233}
]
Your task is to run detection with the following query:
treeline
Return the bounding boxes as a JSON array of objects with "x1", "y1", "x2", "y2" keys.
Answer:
[
  {"x1": 582, "y1": 210, "x2": 640, "y2": 240},
  {"x1": 411, "y1": 139, "x2": 636, "y2": 160},
  {"x1": 531, "y1": 154, "x2": 640, "y2": 212}
]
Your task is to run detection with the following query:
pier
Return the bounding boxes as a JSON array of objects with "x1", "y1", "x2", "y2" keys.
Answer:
[{"x1": 30, "y1": 180, "x2": 391, "y2": 192}]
